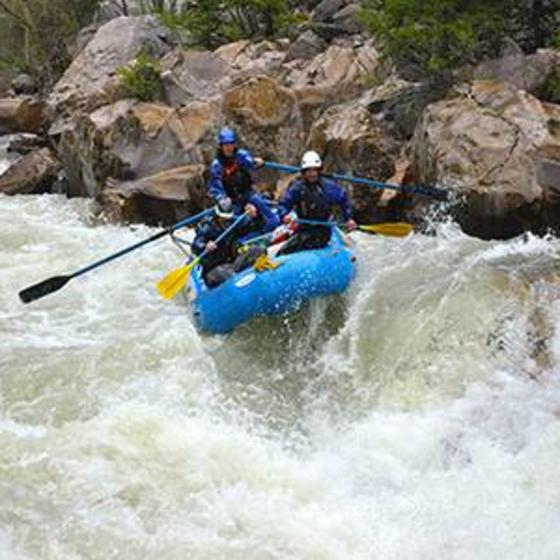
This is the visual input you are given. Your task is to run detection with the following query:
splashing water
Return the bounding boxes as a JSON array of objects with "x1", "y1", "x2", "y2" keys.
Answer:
[{"x1": 2, "y1": 189, "x2": 560, "y2": 559}]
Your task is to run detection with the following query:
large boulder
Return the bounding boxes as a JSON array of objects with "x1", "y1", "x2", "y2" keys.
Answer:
[
  {"x1": 0, "y1": 148, "x2": 61, "y2": 195},
  {"x1": 223, "y1": 75, "x2": 305, "y2": 165},
  {"x1": 286, "y1": 41, "x2": 380, "y2": 105},
  {"x1": 285, "y1": 30, "x2": 327, "y2": 62},
  {"x1": 47, "y1": 16, "x2": 171, "y2": 135},
  {"x1": 331, "y1": 3, "x2": 363, "y2": 35},
  {"x1": 10, "y1": 74, "x2": 37, "y2": 95},
  {"x1": 307, "y1": 101, "x2": 397, "y2": 220},
  {"x1": 219, "y1": 40, "x2": 288, "y2": 83},
  {"x1": 364, "y1": 72, "x2": 455, "y2": 141},
  {"x1": 160, "y1": 48, "x2": 229, "y2": 107},
  {"x1": 311, "y1": 0, "x2": 351, "y2": 22},
  {"x1": 411, "y1": 81, "x2": 560, "y2": 239},
  {"x1": 0, "y1": 97, "x2": 44, "y2": 134},
  {"x1": 98, "y1": 164, "x2": 207, "y2": 225},
  {"x1": 474, "y1": 49, "x2": 560, "y2": 104},
  {"x1": 59, "y1": 98, "x2": 220, "y2": 198},
  {"x1": 160, "y1": 40, "x2": 290, "y2": 110}
]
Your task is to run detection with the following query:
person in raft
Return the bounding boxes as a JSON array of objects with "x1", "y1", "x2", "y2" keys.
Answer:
[
  {"x1": 192, "y1": 205, "x2": 265, "y2": 288},
  {"x1": 208, "y1": 127, "x2": 279, "y2": 236},
  {"x1": 276, "y1": 150, "x2": 356, "y2": 255}
]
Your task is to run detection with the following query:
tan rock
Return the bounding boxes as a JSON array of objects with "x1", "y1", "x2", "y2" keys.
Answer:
[
  {"x1": 215, "y1": 40, "x2": 251, "y2": 65},
  {"x1": 308, "y1": 102, "x2": 397, "y2": 219},
  {"x1": 223, "y1": 76, "x2": 305, "y2": 163},
  {"x1": 287, "y1": 42, "x2": 380, "y2": 104},
  {"x1": 0, "y1": 97, "x2": 44, "y2": 134},
  {"x1": 59, "y1": 98, "x2": 219, "y2": 199},
  {"x1": 0, "y1": 148, "x2": 60, "y2": 195},
  {"x1": 98, "y1": 164, "x2": 207, "y2": 225},
  {"x1": 411, "y1": 81, "x2": 560, "y2": 238}
]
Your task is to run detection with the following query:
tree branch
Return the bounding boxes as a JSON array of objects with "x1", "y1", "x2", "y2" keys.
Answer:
[{"x1": 0, "y1": 0, "x2": 31, "y2": 28}]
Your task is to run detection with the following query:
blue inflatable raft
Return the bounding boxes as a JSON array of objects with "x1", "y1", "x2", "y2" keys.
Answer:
[{"x1": 187, "y1": 228, "x2": 357, "y2": 334}]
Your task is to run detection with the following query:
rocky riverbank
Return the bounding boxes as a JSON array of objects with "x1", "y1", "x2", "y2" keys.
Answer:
[{"x1": 1, "y1": 3, "x2": 560, "y2": 239}]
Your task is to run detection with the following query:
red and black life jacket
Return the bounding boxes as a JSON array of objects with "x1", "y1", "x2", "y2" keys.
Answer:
[{"x1": 221, "y1": 158, "x2": 252, "y2": 200}]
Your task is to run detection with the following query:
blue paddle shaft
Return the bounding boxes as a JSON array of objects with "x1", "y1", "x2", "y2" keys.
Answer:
[
  {"x1": 263, "y1": 161, "x2": 447, "y2": 200},
  {"x1": 195, "y1": 213, "x2": 248, "y2": 263},
  {"x1": 72, "y1": 208, "x2": 214, "y2": 279}
]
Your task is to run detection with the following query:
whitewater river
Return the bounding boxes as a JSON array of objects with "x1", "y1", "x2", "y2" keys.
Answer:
[{"x1": 2, "y1": 143, "x2": 560, "y2": 558}]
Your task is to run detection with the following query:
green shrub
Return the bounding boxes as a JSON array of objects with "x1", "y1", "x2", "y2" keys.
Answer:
[
  {"x1": 155, "y1": 0, "x2": 301, "y2": 48},
  {"x1": 117, "y1": 52, "x2": 162, "y2": 102},
  {"x1": 359, "y1": 0, "x2": 510, "y2": 78}
]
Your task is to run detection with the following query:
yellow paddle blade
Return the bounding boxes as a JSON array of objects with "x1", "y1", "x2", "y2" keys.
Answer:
[
  {"x1": 253, "y1": 254, "x2": 281, "y2": 272},
  {"x1": 358, "y1": 222, "x2": 413, "y2": 237},
  {"x1": 156, "y1": 262, "x2": 196, "y2": 300}
]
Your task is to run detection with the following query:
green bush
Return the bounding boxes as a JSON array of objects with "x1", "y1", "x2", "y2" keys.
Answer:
[
  {"x1": 117, "y1": 52, "x2": 162, "y2": 102},
  {"x1": 359, "y1": 0, "x2": 510, "y2": 78},
  {"x1": 155, "y1": 0, "x2": 302, "y2": 48}
]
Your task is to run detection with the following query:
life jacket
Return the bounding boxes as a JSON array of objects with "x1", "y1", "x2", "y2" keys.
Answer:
[
  {"x1": 198, "y1": 220, "x2": 238, "y2": 275},
  {"x1": 221, "y1": 158, "x2": 252, "y2": 200},
  {"x1": 297, "y1": 179, "x2": 331, "y2": 221}
]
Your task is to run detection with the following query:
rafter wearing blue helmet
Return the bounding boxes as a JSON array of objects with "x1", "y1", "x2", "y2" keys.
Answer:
[{"x1": 208, "y1": 127, "x2": 279, "y2": 234}]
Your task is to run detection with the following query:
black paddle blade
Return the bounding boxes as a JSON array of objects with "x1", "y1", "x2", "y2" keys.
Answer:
[
  {"x1": 19, "y1": 275, "x2": 71, "y2": 304},
  {"x1": 405, "y1": 184, "x2": 449, "y2": 201}
]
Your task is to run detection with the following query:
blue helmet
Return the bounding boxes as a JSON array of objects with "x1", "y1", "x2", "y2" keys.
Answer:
[{"x1": 217, "y1": 127, "x2": 237, "y2": 144}]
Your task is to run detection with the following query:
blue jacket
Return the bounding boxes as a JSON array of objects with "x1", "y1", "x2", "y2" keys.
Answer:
[
  {"x1": 208, "y1": 149, "x2": 256, "y2": 203},
  {"x1": 243, "y1": 192, "x2": 280, "y2": 233},
  {"x1": 192, "y1": 206, "x2": 278, "y2": 268},
  {"x1": 279, "y1": 177, "x2": 353, "y2": 222}
]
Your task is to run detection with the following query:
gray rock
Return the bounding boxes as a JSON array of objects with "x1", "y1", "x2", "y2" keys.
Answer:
[
  {"x1": 286, "y1": 30, "x2": 327, "y2": 62},
  {"x1": 160, "y1": 49, "x2": 229, "y2": 107},
  {"x1": 47, "y1": 16, "x2": 172, "y2": 136},
  {"x1": 11, "y1": 74, "x2": 36, "y2": 95},
  {"x1": 332, "y1": 3, "x2": 362, "y2": 34},
  {"x1": 474, "y1": 49, "x2": 560, "y2": 102},
  {"x1": 312, "y1": 0, "x2": 349, "y2": 23},
  {"x1": 94, "y1": 1, "x2": 128, "y2": 24},
  {"x1": 6, "y1": 133, "x2": 45, "y2": 156},
  {"x1": 98, "y1": 164, "x2": 207, "y2": 225}
]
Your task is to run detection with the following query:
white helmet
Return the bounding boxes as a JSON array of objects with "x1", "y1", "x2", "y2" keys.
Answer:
[{"x1": 301, "y1": 150, "x2": 322, "y2": 170}]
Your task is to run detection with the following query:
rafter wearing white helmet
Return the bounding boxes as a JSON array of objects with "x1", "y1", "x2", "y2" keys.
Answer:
[{"x1": 301, "y1": 151, "x2": 322, "y2": 170}]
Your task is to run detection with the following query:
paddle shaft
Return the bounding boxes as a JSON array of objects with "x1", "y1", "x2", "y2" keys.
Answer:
[
  {"x1": 193, "y1": 212, "x2": 249, "y2": 266},
  {"x1": 263, "y1": 161, "x2": 448, "y2": 201},
  {"x1": 65, "y1": 209, "x2": 215, "y2": 279},
  {"x1": 19, "y1": 208, "x2": 214, "y2": 304}
]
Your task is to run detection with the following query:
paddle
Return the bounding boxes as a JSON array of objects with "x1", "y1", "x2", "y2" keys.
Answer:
[
  {"x1": 18, "y1": 208, "x2": 214, "y2": 304},
  {"x1": 356, "y1": 222, "x2": 413, "y2": 237},
  {"x1": 263, "y1": 161, "x2": 448, "y2": 201},
  {"x1": 156, "y1": 212, "x2": 248, "y2": 300},
  {"x1": 297, "y1": 219, "x2": 413, "y2": 237}
]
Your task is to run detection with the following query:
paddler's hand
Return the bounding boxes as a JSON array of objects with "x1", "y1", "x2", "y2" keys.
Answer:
[
  {"x1": 245, "y1": 203, "x2": 258, "y2": 218},
  {"x1": 345, "y1": 219, "x2": 357, "y2": 231},
  {"x1": 254, "y1": 157, "x2": 264, "y2": 168},
  {"x1": 206, "y1": 240, "x2": 218, "y2": 252}
]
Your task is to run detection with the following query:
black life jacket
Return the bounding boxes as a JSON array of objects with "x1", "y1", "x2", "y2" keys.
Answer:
[
  {"x1": 297, "y1": 179, "x2": 331, "y2": 221},
  {"x1": 220, "y1": 157, "x2": 252, "y2": 200},
  {"x1": 199, "y1": 220, "x2": 238, "y2": 274}
]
